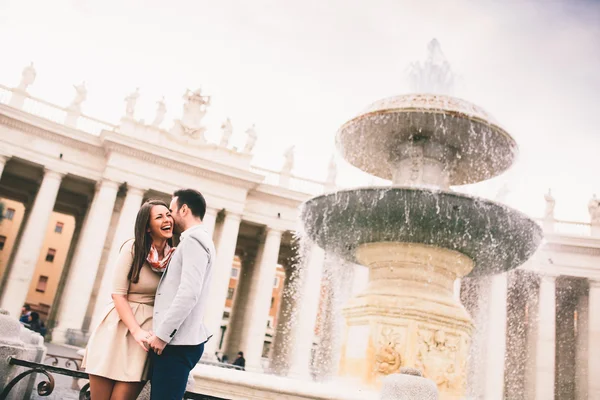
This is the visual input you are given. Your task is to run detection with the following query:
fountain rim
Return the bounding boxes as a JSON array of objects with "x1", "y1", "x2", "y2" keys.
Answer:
[
  {"x1": 304, "y1": 185, "x2": 527, "y2": 214},
  {"x1": 301, "y1": 186, "x2": 544, "y2": 277},
  {"x1": 337, "y1": 94, "x2": 516, "y2": 149}
]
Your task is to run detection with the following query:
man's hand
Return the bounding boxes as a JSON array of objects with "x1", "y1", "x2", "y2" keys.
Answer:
[{"x1": 147, "y1": 333, "x2": 167, "y2": 355}]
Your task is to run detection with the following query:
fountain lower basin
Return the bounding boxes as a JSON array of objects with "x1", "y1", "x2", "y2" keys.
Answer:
[
  {"x1": 302, "y1": 187, "x2": 542, "y2": 398},
  {"x1": 301, "y1": 187, "x2": 542, "y2": 277}
]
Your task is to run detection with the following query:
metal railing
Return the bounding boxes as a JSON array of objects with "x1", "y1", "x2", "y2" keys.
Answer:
[{"x1": 1, "y1": 357, "x2": 230, "y2": 400}]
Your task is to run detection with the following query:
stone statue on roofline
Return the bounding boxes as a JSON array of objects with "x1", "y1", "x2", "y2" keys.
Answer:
[
  {"x1": 589, "y1": 194, "x2": 600, "y2": 225},
  {"x1": 181, "y1": 88, "x2": 210, "y2": 131},
  {"x1": 282, "y1": 146, "x2": 295, "y2": 174},
  {"x1": 220, "y1": 118, "x2": 233, "y2": 147},
  {"x1": 68, "y1": 82, "x2": 87, "y2": 112},
  {"x1": 168, "y1": 88, "x2": 211, "y2": 144},
  {"x1": 124, "y1": 88, "x2": 140, "y2": 118},
  {"x1": 16, "y1": 62, "x2": 36, "y2": 92},
  {"x1": 326, "y1": 154, "x2": 337, "y2": 188},
  {"x1": 152, "y1": 97, "x2": 167, "y2": 127},
  {"x1": 243, "y1": 124, "x2": 257, "y2": 153},
  {"x1": 544, "y1": 189, "x2": 555, "y2": 219}
]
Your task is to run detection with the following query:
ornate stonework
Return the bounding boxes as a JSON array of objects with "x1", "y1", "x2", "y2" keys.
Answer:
[
  {"x1": 374, "y1": 327, "x2": 403, "y2": 375},
  {"x1": 339, "y1": 242, "x2": 473, "y2": 400},
  {"x1": 415, "y1": 329, "x2": 467, "y2": 395}
]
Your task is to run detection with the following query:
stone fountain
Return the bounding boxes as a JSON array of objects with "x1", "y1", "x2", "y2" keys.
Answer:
[{"x1": 301, "y1": 40, "x2": 543, "y2": 399}]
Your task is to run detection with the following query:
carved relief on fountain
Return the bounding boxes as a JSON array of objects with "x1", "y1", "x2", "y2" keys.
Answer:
[
  {"x1": 339, "y1": 243, "x2": 473, "y2": 399},
  {"x1": 415, "y1": 328, "x2": 468, "y2": 395},
  {"x1": 374, "y1": 327, "x2": 403, "y2": 375}
]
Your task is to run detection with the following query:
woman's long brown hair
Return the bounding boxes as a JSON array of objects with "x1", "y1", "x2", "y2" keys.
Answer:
[{"x1": 128, "y1": 199, "x2": 173, "y2": 283}]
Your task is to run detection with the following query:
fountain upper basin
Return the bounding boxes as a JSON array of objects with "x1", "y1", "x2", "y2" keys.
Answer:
[
  {"x1": 301, "y1": 187, "x2": 542, "y2": 277},
  {"x1": 336, "y1": 94, "x2": 517, "y2": 186}
]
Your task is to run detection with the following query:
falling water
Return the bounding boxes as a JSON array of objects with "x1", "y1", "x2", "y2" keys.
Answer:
[
  {"x1": 295, "y1": 38, "x2": 542, "y2": 399},
  {"x1": 407, "y1": 38, "x2": 456, "y2": 95},
  {"x1": 312, "y1": 254, "x2": 355, "y2": 381}
]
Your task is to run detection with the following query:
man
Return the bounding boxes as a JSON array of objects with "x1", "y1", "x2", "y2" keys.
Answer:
[
  {"x1": 146, "y1": 189, "x2": 216, "y2": 399},
  {"x1": 19, "y1": 304, "x2": 32, "y2": 324},
  {"x1": 232, "y1": 351, "x2": 246, "y2": 371}
]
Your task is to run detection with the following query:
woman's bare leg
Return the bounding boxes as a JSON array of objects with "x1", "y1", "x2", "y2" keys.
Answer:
[
  {"x1": 110, "y1": 381, "x2": 147, "y2": 400},
  {"x1": 88, "y1": 374, "x2": 115, "y2": 400}
]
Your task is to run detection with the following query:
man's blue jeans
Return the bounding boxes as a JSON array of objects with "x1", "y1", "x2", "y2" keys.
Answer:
[{"x1": 150, "y1": 342, "x2": 204, "y2": 400}]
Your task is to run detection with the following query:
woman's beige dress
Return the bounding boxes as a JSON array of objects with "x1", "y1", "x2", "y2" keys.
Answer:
[{"x1": 82, "y1": 240, "x2": 161, "y2": 381}]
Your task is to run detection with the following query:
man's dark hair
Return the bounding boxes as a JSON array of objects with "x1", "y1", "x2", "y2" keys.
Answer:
[
  {"x1": 173, "y1": 189, "x2": 206, "y2": 220},
  {"x1": 23, "y1": 304, "x2": 31, "y2": 311}
]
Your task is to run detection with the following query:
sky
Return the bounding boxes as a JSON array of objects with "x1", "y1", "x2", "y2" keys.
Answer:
[{"x1": 0, "y1": 0, "x2": 599, "y2": 221}]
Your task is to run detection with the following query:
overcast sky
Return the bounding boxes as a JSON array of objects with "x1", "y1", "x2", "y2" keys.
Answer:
[{"x1": 1, "y1": 0, "x2": 599, "y2": 221}]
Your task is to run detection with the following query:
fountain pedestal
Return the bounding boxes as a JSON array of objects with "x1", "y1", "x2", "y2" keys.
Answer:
[{"x1": 338, "y1": 243, "x2": 473, "y2": 399}]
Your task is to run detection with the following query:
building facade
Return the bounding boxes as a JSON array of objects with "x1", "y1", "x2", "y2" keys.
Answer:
[{"x1": 0, "y1": 66, "x2": 599, "y2": 398}]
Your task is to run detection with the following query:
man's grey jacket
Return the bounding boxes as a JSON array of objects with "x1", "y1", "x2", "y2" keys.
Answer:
[{"x1": 153, "y1": 225, "x2": 215, "y2": 345}]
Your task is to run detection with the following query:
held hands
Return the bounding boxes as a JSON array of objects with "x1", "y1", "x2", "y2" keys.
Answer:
[
  {"x1": 131, "y1": 327, "x2": 167, "y2": 354},
  {"x1": 132, "y1": 328, "x2": 152, "y2": 352},
  {"x1": 146, "y1": 333, "x2": 167, "y2": 355}
]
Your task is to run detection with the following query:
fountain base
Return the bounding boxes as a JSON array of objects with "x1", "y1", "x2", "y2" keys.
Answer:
[{"x1": 338, "y1": 242, "x2": 473, "y2": 400}]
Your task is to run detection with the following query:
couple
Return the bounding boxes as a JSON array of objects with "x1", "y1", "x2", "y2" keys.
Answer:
[{"x1": 82, "y1": 189, "x2": 216, "y2": 400}]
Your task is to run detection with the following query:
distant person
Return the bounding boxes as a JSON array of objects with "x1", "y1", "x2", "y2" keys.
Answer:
[
  {"x1": 221, "y1": 354, "x2": 229, "y2": 364},
  {"x1": 146, "y1": 189, "x2": 216, "y2": 400},
  {"x1": 19, "y1": 304, "x2": 31, "y2": 324},
  {"x1": 233, "y1": 351, "x2": 246, "y2": 370},
  {"x1": 83, "y1": 200, "x2": 175, "y2": 400},
  {"x1": 29, "y1": 312, "x2": 46, "y2": 337}
]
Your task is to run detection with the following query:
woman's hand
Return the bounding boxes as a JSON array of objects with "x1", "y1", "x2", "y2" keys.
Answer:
[{"x1": 132, "y1": 327, "x2": 151, "y2": 352}]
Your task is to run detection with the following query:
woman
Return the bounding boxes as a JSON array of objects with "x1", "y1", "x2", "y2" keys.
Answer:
[{"x1": 83, "y1": 200, "x2": 175, "y2": 400}]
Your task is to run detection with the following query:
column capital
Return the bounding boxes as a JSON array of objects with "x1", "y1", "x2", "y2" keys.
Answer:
[
  {"x1": 540, "y1": 273, "x2": 558, "y2": 283},
  {"x1": 204, "y1": 206, "x2": 220, "y2": 217},
  {"x1": 43, "y1": 168, "x2": 65, "y2": 181},
  {"x1": 95, "y1": 178, "x2": 121, "y2": 191},
  {"x1": 224, "y1": 211, "x2": 242, "y2": 223},
  {"x1": 125, "y1": 184, "x2": 146, "y2": 197},
  {"x1": 589, "y1": 279, "x2": 600, "y2": 289},
  {"x1": 265, "y1": 227, "x2": 285, "y2": 237}
]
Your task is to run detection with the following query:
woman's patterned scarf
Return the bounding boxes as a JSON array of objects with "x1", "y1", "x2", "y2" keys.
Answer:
[{"x1": 146, "y1": 244, "x2": 176, "y2": 273}]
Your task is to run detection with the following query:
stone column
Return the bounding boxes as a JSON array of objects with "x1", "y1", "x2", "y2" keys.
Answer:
[
  {"x1": 223, "y1": 256, "x2": 254, "y2": 359},
  {"x1": 52, "y1": 179, "x2": 120, "y2": 344},
  {"x1": 236, "y1": 228, "x2": 283, "y2": 371},
  {"x1": 589, "y1": 280, "x2": 600, "y2": 399},
  {"x1": 287, "y1": 244, "x2": 325, "y2": 379},
  {"x1": 575, "y1": 284, "x2": 589, "y2": 400},
  {"x1": 203, "y1": 212, "x2": 242, "y2": 359},
  {"x1": 88, "y1": 186, "x2": 146, "y2": 330},
  {"x1": 0, "y1": 169, "x2": 63, "y2": 317},
  {"x1": 0, "y1": 155, "x2": 8, "y2": 179},
  {"x1": 535, "y1": 275, "x2": 556, "y2": 400},
  {"x1": 484, "y1": 273, "x2": 508, "y2": 400},
  {"x1": 202, "y1": 206, "x2": 219, "y2": 238}
]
